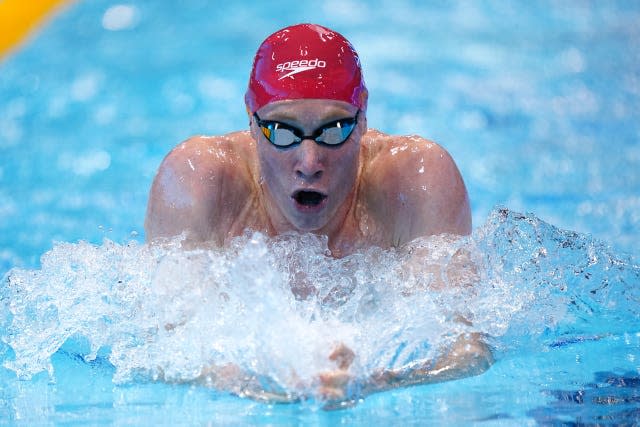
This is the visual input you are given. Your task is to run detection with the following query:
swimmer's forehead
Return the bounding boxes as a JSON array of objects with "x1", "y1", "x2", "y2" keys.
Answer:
[{"x1": 257, "y1": 99, "x2": 358, "y2": 122}]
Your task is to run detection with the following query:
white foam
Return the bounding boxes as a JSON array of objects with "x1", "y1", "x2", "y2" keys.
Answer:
[{"x1": 2, "y1": 209, "x2": 638, "y2": 401}]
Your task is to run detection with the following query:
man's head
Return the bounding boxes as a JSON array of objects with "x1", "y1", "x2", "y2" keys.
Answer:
[
  {"x1": 245, "y1": 23, "x2": 368, "y2": 114},
  {"x1": 245, "y1": 24, "x2": 367, "y2": 234}
]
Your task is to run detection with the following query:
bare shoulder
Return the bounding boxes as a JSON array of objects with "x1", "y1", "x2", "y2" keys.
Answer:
[
  {"x1": 364, "y1": 131, "x2": 461, "y2": 190},
  {"x1": 145, "y1": 132, "x2": 257, "y2": 243},
  {"x1": 360, "y1": 130, "x2": 471, "y2": 243},
  {"x1": 363, "y1": 130, "x2": 451, "y2": 167},
  {"x1": 159, "y1": 132, "x2": 255, "y2": 176}
]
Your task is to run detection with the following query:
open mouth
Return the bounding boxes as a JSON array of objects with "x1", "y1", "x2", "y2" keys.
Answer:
[{"x1": 292, "y1": 190, "x2": 327, "y2": 207}]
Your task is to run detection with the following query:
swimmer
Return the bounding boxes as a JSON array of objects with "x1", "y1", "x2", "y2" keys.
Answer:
[{"x1": 145, "y1": 23, "x2": 492, "y2": 405}]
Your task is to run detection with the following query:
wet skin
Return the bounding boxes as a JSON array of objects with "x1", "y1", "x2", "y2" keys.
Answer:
[{"x1": 145, "y1": 99, "x2": 471, "y2": 257}]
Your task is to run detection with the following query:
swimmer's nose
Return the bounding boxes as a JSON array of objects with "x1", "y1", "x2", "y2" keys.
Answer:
[{"x1": 295, "y1": 139, "x2": 324, "y2": 180}]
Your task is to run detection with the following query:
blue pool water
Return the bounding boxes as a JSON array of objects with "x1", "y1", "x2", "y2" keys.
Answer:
[{"x1": 1, "y1": 0, "x2": 639, "y2": 425}]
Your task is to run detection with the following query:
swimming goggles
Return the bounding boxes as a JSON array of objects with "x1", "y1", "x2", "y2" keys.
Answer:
[{"x1": 253, "y1": 111, "x2": 358, "y2": 148}]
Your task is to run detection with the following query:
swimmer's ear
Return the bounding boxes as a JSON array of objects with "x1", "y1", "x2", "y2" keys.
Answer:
[
  {"x1": 247, "y1": 109, "x2": 261, "y2": 141},
  {"x1": 359, "y1": 88, "x2": 369, "y2": 113}
]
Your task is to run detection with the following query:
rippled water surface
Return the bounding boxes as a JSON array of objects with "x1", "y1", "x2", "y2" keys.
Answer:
[
  {"x1": 3, "y1": 209, "x2": 640, "y2": 423},
  {"x1": 1, "y1": 0, "x2": 639, "y2": 425}
]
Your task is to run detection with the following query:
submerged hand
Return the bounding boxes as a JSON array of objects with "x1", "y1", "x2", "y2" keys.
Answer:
[
  {"x1": 317, "y1": 343, "x2": 358, "y2": 409},
  {"x1": 328, "y1": 342, "x2": 355, "y2": 369}
]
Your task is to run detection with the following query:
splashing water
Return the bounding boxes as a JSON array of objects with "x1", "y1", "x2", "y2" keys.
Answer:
[{"x1": 1, "y1": 208, "x2": 638, "y2": 403}]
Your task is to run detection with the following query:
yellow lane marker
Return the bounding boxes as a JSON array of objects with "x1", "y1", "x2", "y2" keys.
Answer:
[{"x1": 0, "y1": 0, "x2": 72, "y2": 60}]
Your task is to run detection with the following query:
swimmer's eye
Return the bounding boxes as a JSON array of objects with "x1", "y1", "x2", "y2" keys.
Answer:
[
  {"x1": 315, "y1": 118, "x2": 357, "y2": 146},
  {"x1": 254, "y1": 112, "x2": 358, "y2": 148}
]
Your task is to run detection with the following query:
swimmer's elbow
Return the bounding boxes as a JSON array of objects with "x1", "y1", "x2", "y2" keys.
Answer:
[{"x1": 435, "y1": 333, "x2": 493, "y2": 380}]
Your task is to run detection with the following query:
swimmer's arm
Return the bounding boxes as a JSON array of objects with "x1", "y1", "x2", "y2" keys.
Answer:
[
  {"x1": 197, "y1": 363, "x2": 301, "y2": 403},
  {"x1": 318, "y1": 334, "x2": 493, "y2": 406},
  {"x1": 144, "y1": 136, "x2": 249, "y2": 244},
  {"x1": 156, "y1": 362, "x2": 293, "y2": 402},
  {"x1": 361, "y1": 333, "x2": 493, "y2": 395}
]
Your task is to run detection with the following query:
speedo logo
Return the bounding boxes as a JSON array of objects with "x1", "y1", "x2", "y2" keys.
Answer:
[{"x1": 276, "y1": 58, "x2": 327, "y2": 80}]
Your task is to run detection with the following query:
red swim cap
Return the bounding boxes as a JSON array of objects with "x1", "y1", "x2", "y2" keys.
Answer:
[{"x1": 245, "y1": 23, "x2": 368, "y2": 113}]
